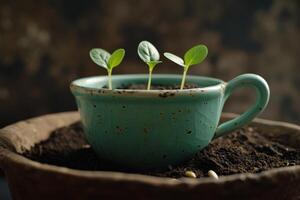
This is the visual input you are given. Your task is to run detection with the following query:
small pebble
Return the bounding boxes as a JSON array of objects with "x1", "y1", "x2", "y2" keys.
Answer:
[
  {"x1": 184, "y1": 170, "x2": 197, "y2": 178},
  {"x1": 208, "y1": 170, "x2": 219, "y2": 180}
]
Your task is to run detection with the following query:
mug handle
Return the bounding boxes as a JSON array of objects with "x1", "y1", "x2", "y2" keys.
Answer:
[{"x1": 214, "y1": 74, "x2": 270, "y2": 139}]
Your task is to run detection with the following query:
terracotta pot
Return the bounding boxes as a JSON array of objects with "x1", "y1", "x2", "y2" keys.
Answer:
[{"x1": 0, "y1": 112, "x2": 299, "y2": 200}]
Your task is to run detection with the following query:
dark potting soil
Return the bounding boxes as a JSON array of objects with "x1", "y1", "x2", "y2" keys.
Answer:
[
  {"x1": 23, "y1": 122, "x2": 300, "y2": 178},
  {"x1": 117, "y1": 83, "x2": 199, "y2": 90}
]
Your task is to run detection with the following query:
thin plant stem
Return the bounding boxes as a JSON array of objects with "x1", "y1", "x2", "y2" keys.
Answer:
[
  {"x1": 147, "y1": 68, "x2": 153, "y2": 90},
  {"x1": 108, "y1": 69, "x2": 112, "y2": 90},
  {"x1": 180, "y1": 67, "x2": 188, "y2": 90}
]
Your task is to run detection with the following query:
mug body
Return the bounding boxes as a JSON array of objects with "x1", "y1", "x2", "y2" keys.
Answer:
[{"x1": 71, "y1": 74, "x2": 225, "y2": 169}]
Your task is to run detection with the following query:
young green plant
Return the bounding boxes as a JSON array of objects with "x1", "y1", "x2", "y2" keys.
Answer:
[
  {"x1": 164, "y1": 44, "x2": 208, "y2": 90},
  {"x1": 137, "y1": 41, "x2": 162, "y2": 90},
  {"x1": 90, "y1": 48, "x2": 125, "y2": 90}
]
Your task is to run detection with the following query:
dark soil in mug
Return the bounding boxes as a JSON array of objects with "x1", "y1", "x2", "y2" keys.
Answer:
[
  {"x1": 117, "y1": 83, "x2": 199, "y2": 90},
  {"x1": 22, "y1": 122, "x2": 300, "y2": 178}
]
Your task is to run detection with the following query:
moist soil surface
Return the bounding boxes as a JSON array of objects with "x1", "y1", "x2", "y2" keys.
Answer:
[
  {"x1": 117, "y1": 83, "x2": 199, "y2": 90},
  {"x1": 23, "y1": 122, "x2": 300, "y2": 178}
]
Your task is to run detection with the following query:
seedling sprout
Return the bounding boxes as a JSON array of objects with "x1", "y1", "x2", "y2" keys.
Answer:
[
  {"x1": 137, "y1": 41, "x2": 162, "y2": 90},
  {"x1": 90, "y1": 48, "x2": 125, "y2": 90},
  {"x1": 164, "y1": 44, "x2": 208, "y2": 89}
]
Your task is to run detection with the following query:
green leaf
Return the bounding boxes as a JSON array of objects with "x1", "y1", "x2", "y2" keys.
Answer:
[
  {"x1": 89, "y1": 48, "x2": 111, "y2": 69},
  {"x1": 184, "y1": 44, "x2": 208, "y2": 67},
  {"x1": 137, "y1": 41, "x2": 160, "y2": 63},
  {"x1": 163, "y1": 52, "x2": 184, "y2": 67},
  {"x1": 147, "y1": 60, "x2": 162, "y2": 70},
  {"x1": 108, "y1": 48, "x2": 125, "y2": 69}
]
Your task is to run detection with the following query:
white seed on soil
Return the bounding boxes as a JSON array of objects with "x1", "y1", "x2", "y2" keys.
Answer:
[
  {"x1": 184, "y1": 170, "x2": 197, "y2": 178},
  {"x1": 208, "y1": 170, "x2": 219, "y2": 180},
  {"x1": 82, "y1": 144, "x2": 91, "y2": 149},
  {"x1": 248, "y1": 127, "x2": 254, "y2": 132}
]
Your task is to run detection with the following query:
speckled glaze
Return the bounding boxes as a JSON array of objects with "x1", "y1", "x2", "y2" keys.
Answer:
[{"x1": 70, "y1": 74, "x2": 269, "y2": 170}]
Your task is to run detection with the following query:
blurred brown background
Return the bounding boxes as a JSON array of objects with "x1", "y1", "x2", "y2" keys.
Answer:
[{"x1": 0, "y1": 0, "x2": 299, "y2": 127}]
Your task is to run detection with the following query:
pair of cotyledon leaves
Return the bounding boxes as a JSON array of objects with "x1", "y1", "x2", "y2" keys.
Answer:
[
  {"x1": 89, "y1": 48, "x2": 125, "y2": 71},
  {"x1": 137, "y1": 41, "x2": 208, "y2": 70},
  {"x1": 164, "y1": 45, "x2": 208, "y2": 68},
  {"x1": 89, "y1": 41, "x2": 208, "y2": 71}
]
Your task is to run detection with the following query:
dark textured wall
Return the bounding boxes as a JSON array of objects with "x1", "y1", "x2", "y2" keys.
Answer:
[{"x1": 0, "y1": 0, "x2": 299, "y2": 126}]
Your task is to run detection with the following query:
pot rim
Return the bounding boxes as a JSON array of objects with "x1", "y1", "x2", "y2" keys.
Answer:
[
  {"x1": 70, "y1": 74, "x2": 226, "y2": 97},
  {"x1": 0, "y1": 112, "x2": 300, "y2": 187}
]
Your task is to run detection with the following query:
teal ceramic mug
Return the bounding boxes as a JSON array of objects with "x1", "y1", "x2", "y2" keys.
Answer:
[{"x1": 71, "y1": 74, "x2": 269, "y2": 170}]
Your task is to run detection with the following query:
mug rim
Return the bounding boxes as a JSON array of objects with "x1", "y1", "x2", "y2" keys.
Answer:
[{"x1": 70, "y1": 74, "x2": 226, "y2": 97}]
